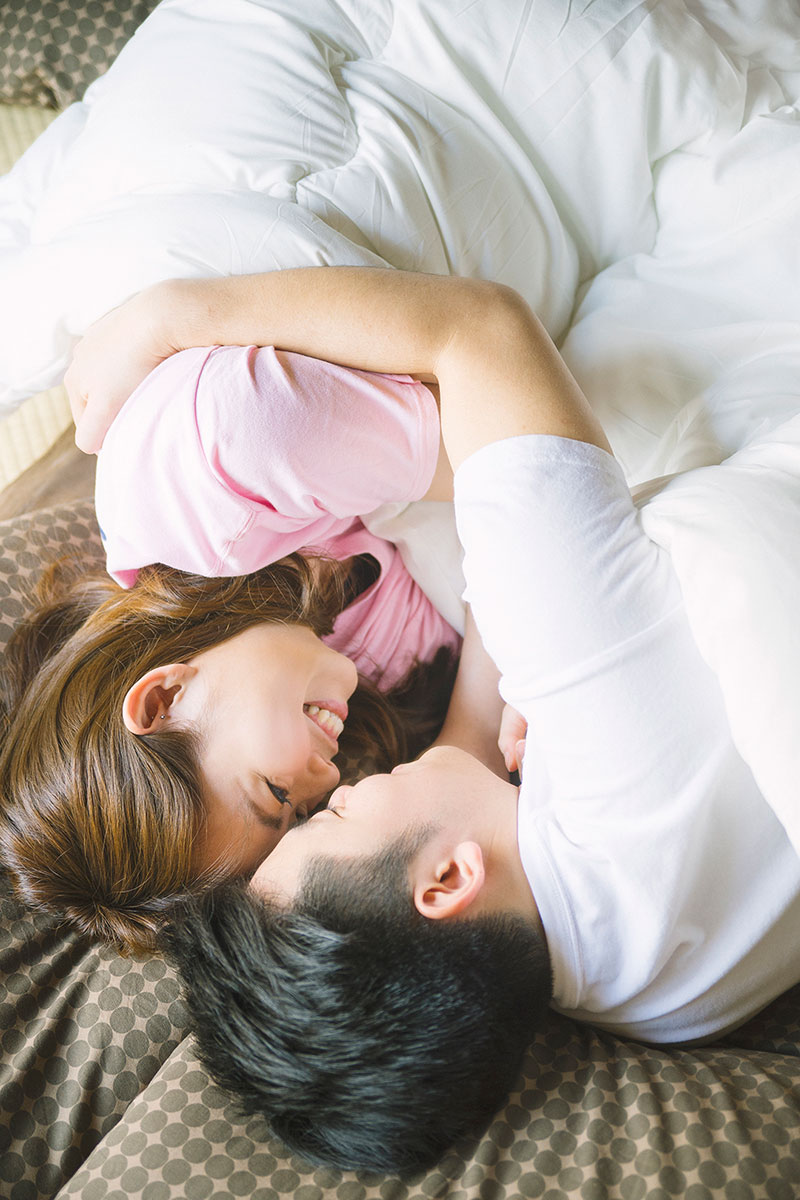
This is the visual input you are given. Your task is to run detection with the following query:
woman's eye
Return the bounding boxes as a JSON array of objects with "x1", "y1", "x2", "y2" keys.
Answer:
[{"x1": 267, "y1": 781, "x2": 290, "y2": 806}]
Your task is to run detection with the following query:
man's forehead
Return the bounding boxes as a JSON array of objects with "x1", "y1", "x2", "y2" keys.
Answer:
[{"x1": 249, "y1": 829, "x2": 308, "y2": 898}]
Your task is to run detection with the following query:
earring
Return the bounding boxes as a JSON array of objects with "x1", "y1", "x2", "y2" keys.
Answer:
[{"x1": 160, "y1": 714, "x2": 167, "y2": 720}]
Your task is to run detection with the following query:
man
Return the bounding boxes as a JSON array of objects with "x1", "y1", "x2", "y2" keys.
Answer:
[{"x1": 161, "y1": 265, "x2": 800, "y2": 1175}]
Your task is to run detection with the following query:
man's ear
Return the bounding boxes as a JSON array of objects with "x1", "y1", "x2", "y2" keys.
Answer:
[
  {"x1": 412, "y1": 840, "x2": 486, "y2": 921},
  {"x1": 122, "y1": 664, "x2": 197, "y2": 734}
]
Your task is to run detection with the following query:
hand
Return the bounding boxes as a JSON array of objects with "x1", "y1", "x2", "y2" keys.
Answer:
[
  {"x1": 65, "y1": 283, "x2": 175, "y2": 453},
  {"x1": 498, "y1": 703, "x2": 527, "y2": 776}
]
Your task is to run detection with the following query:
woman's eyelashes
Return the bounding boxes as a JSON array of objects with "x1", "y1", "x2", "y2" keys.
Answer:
[
  {"x1": 266, "y1": 780, "x2": 290, "y2": 806},
  {"x1": 262, "y1": 779, "x2": 312, "y2": 827}
]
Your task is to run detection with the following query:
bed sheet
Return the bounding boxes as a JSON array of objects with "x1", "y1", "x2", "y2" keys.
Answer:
[{"x1": 0, "y1": 0, "x2": 799, "y2": 850}]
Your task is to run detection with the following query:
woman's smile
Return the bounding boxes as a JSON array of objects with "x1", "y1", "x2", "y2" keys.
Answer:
[{"x1": 303, "y1": 701, "x2": 347, "y2": 745}]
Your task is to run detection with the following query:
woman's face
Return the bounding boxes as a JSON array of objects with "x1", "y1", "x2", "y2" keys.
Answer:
[{"x1": 174, "y1": 624, "x2": 359, "y2": 875}]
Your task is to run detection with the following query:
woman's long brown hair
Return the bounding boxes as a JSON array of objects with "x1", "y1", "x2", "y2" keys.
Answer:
[{"x1": 0, "y1": 556, "x2": 455, "y2": 953}]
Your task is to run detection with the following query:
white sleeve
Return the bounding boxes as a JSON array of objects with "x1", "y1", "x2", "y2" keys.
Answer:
[{"x1": 454, "y1": 436, "x2": 726, "y2": 810}]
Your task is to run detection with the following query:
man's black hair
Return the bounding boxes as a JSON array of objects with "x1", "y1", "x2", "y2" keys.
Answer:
[{"x1": 163, "y1": 828, "x2": 552, "y2": 1175}]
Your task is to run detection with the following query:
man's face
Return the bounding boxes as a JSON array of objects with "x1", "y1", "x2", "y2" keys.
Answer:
[{"x1": 250, "y1": 745, "x2": 516, "y2": 900}]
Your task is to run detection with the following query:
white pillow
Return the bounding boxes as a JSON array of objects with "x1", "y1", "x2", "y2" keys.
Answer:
[{"x1": 0, "y1": 0, "x2": 741, "y2": 411}]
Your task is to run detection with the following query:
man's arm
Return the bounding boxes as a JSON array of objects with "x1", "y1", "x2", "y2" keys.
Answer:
[{"x1": 68, "y1": 269, "x2": 609, "y2": 461}]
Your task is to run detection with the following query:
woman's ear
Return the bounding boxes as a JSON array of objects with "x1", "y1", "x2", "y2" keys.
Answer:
[
  {"x1": 412, "y1": 840, "x2": 486, "y2": 920},
  {"x1": 122, "y1": 664, "x2": 197, "y2": 734}
]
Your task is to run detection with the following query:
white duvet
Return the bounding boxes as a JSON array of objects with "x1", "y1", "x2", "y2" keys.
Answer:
[{"x1": 1, "y1": 0, "x2": 799, "y2": 852}]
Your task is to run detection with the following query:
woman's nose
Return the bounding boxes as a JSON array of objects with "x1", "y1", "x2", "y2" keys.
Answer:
[
  {"x1": 296, "y1": 752, "x2": 340, "y2": 803},
  {"x1": 307, "y1": 751, "x2": 335, "y2": 776}
]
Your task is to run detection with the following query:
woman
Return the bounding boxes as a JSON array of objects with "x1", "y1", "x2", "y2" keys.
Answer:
[{"x1": 0, "y1": 289, "x2": 496, "y2": 952}]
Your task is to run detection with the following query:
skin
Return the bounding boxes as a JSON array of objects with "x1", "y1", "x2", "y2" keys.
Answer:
[
  {"x1": 250, "y1": 744, "x2": 544, "y2": 934},
  {"x1": 66, "y1": 270, "x2": 609, "y2": 468},
  {"x1": 123, "y1": 607, "x2": 511, "y2": 875},
  {"x1": 122, "y1": 622, "x2": 358, "y2": 874}
]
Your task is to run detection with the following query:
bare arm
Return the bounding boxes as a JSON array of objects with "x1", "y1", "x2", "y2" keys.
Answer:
[
  {"x1": 68, "y1": 268, "x2": 609, "y2": 464},
  {"x1": 161, "y1": 268, "x2": 611, "y2": 470},
  {"x1": 430, "y1": 608, "x2": 507, "y2": 778}
]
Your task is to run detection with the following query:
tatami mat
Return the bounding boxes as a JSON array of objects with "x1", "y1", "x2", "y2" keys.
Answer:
[
  {"x1": 0, "y1": 104, "x2": 72, "y2": 490},
  {"x1": 0, "y1": 103, "x2": 57, "y2": 173}
]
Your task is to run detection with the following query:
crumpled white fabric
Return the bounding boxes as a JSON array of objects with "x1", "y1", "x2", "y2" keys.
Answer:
[{"x1": 0, "y1": 0, "x2": 738, "y2": 406}]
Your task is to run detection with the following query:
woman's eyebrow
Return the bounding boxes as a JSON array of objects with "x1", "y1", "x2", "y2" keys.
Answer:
[{"x1": 245, "y1": 793, "x2": 283, "y2": 832}]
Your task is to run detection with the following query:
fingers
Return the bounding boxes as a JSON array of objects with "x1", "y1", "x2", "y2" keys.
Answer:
[
  {"x1": 64, "y1": 357, "x2": 96, "y2": 452},
  {"x1": 65, "y1": 348, "x2": 135, "y2": 454},
  {"x1": 67, "y1": 380, "x2": 103, "y2": 456},
  {"x1": 514, "y1": 737, "x2": 526, "y2": 779},
  {"x1": 64, "y1": 364, "x2": 84, "y2": 424},
  {"x1": 62, "y1": 283, "x2": 177, "y2": 457},
  {"x1": 74, "y1": 396, "x2": 118, "y2": 454},
  {"x1": 498, "y1": 703, "x2": 528, "y2": 774},
  {"x1": 74, "y1": 411, "x2": 102, "y2": 455}
]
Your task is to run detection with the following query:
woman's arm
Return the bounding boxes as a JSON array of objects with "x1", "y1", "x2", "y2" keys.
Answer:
[{"x1": 68, "y1": 269, "x2": 609, "y2": 462}]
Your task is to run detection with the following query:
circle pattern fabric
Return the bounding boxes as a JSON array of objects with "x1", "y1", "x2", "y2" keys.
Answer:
[
  {"x1": 1, "y1": 501, "x2": 800, "y2": 1200},
  {"x1": 0, "y1": 0, "x2": 159, "y2": 109},
  {"x1": 0, "y1": 501, "x2": 190, "y2": 1199},
  {"x1": 58, "y1": 1000, "x2": 800, "y2": 1200},
  {"x1": 0, "y1": 498, "x2": 104, "y2": 651},
  {"x1": 0, "y1": 867, "x2": 190, "y2": 1200}
]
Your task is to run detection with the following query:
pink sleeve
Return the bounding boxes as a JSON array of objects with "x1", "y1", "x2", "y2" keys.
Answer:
[
  {"x1": 196, "y1": 345, "x2": 440, "y2": 522},
  {"x1": 95, "y1": 345, "x2": 440, "y2": 585}
]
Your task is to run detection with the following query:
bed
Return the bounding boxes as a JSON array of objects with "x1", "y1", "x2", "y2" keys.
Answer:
[{"x1": 1, "y1": 2, "x2": 800, "y2": 1197}]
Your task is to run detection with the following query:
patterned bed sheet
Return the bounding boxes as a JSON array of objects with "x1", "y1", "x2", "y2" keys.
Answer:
[{"x1": 1, "y1": 502, "x2": 799, "y2": 1200}]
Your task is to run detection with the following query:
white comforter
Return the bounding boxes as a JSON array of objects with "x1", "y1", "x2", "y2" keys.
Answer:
[{"x1": 1, "y1": 0, "x2": 799, "y2": 849}]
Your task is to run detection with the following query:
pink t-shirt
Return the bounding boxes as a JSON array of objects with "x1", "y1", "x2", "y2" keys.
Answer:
[{"x1": 95, "y1": 345, "x2": 460, "y2": 690}]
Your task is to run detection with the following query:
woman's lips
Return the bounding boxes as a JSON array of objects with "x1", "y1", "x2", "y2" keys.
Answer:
[
  {"x1": 315, "y1": 698, "x2": 348, "y2": 722},
  {"x1": 304, "y1": 702, "x2": 346, "y2": 743}
]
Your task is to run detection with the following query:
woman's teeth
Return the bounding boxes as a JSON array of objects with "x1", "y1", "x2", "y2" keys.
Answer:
[{"x1": 304, "y1": 704, "x2": 344, "y2": 740}]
